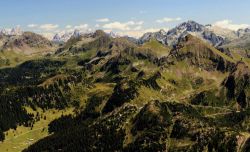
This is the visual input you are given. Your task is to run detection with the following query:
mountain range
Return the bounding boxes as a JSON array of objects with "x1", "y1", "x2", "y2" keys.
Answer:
[
  {"x1": 0, "y1": 20, "x2": 250, "y2": 152},
  {"x1": 1, "y1": 20, "x2": 250, "y2": 52},
  {"x1": 139, "y1": 20, "x2": 250, "y2": 48}
]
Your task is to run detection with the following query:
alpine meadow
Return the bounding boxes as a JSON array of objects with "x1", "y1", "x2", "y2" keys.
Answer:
[{"x1": 0, "y1": 0, "x2": 250, "y2": 151}]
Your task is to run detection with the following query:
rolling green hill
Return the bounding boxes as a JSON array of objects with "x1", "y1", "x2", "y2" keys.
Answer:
[{"x1": 0, "y1": 30, "x2": 250, "y2": 152}]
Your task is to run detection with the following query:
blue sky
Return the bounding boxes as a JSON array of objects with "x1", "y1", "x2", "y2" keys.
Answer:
[{"x1": 1, "y1": 0, "x2": 249, "y2": 38}]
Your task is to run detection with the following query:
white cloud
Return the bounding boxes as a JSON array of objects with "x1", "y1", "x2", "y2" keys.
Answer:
[
  {"x1": 65, "y1": 25, "x2": 72, "y2": 29},
  {"x1": 143, "y1": 28, "x2": 169, "y2": 33},
  {"x1": 126, "y1": 21, "x2": 144, "y2": 26},
  {"x1": 103, "y1": 22, "x2": 130, "y2": 30},
  {"x1": 40, "y1": 24, "x2": 59, "y2": 31},
  {"x1": 74, "y1": 24, "x2": 88, "y2": 30},
  {"x1": 156, "y1": 17, "x2": 182, "y2": 23},
  {"x1": 96, "y1": 18, "x2": 110, "y2": 22},
  {"x1": 27, "y1": 24, "x2": 38, "y2": 28},
  {"x1": 103, "y1": 21, "x2": 144, "y2": 31},
  {"x1": 116, "y1": 27, "x2": 169, "y2": 38},
  {"x1": 134, "y1": 26, "x2": 142, "y2": 31},
  {"x1": 102, "y1": 20, "x2": 169, "y2": 38},
  {"x1": 95, "y1": 24, "x2": 100, "y2": 28},
  {"x1": 24, "y1": 20, "x2": 171, "y2": 39},
  {"x1": 213, "y1": 20, "x2": 250, "y2": 31}
]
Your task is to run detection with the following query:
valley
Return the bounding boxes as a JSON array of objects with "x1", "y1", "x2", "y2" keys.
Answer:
[{"x1": 0, "y1": 20, "x2": 250, "y2": 152}]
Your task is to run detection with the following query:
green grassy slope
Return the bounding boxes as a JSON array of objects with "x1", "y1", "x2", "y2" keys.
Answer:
[{"x1": 0, "y1": 32, "x2": 250, "y2": 151}]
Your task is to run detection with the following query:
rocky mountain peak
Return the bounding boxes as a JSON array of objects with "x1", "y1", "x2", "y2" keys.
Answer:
[
  {"x1": 72, "y1": 29, "x2": 81, "y2": 38},
  {"x1": 174, "y1": 20, "x2": 204, "y2": 32},
  {"x1": 52, "y1": 33, "x2": 61, "y2": 42},
  {"x1": 0, "y1": 29, "x2": 8, "y2": 36},
  {"x1": 109, "y1": 31, "x2": 121, "y2": 38},
  {"x1": 237, "y1": 28, "x2": 250, "y2": 37},
  {"x1": 10, "y1": 26, "x2": 23, "y2": 36},
  {"x1": 52, "y1": 30, "x2": 81, "y2": 43},
  {"x1": 138, "y1": 20, "x2": 224, "y2": 47},
  {"x1": 0, "y1": 27, "x2": 23, "y2": 36},
  {"x1": 93, "y1": 30, "x2": 107, "y2": 37},
  {"x1": 159, "y1": 29, "x2": 167, "y2": 35},
  {"x1": 138, "y1": 29, "x2": 168, "y2": 45}
]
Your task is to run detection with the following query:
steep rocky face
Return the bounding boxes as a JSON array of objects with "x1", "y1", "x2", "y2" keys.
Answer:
[
  {"x1": 237, "y1": 28, "x2": 250, "y2": 37},
  {"x1": 139, "y1": 29, "x2": 168, "y2": 45},
  {"x1": 52, "y1": 30, "x2": 81, "y2": 43},
  {"x1": 10, "y1": 26, "x2": 23, "y2": 36},
  {"x1": 222, "y1": 62, "x2": 250, "y2": 109},
  {"x1": 139, "y1": 21, "x2": 225, "y2": 47},
  {"x1": 166, "y1": 20, "x2": 225, "y2": 46},
  {"x1": 52, "y1": 33, "x2": 62, "y2": 43},
  {"x1": 202, "y1": 30, "x2": 225, "y2": 47},
  {"x1": 222, "y1": 33, "x2": 250, "y2": 50},
  {"x1": 52, "y1": 29, "x2": 91, "y2": 43},
  {"x1": 219, "y1": 27, "x2": 250, "y2": 50},
  {"x1": 169, "y1": 21, "x2": 203, "y2": 43},
  {"x1": 207, "y1": 25, "x2": 238, "y2": 41},
  {"x1": 0, "y1": 29, "x2": 8, "y2": 36},
  {"x1": 0, "y1": 27, "x2": 23, "y2": 36}
]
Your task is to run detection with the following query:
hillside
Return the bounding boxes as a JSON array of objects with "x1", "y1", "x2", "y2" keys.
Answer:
[
  {"x1": 0, "y1": 32, "x2": 58, "y2": 68},
  {"x1": 0, "y1": 28, "x2": 249, "y2": 152},
  {"x1": 1, "y1": 32, "x2": 56, "y2": 55},
  {"x1": 167, "y1": 34, "x2": 235, "y2": 71}
]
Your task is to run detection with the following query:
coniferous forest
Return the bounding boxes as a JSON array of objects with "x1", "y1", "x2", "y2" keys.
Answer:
[{"x1": 1, "y1": 1, "x2": 250, "y2": 151}]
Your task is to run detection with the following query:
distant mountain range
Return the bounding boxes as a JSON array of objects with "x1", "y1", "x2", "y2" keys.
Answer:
[
  {"x1": 0, "y1": 20, "x2": 250, "y2": 152},
  {"x1": 1, "y1": 20, "x2": 250, "y2": 48},
  {"x1": 0, "y1": 20, "x2": 250, "y2": 57},
  {"x1": 0, "y1": 26, "x2": 23, "y2": 36},
  {"x1": 52, "y1": 29, "x2": 83, "y2": 43},
  {"x1": 0, "y1": 31, "x2": 55, "y2": 55},
  {"x1": 139, "y1": 20, "x2": 250, "y2": 48}
]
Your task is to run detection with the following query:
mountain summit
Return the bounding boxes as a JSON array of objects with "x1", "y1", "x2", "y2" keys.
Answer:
[
  {"x1": 0, "y1": 26, "x2": 23, "y2": 36},
  {"x1": 139, "y1": 29, "x2": 168, "y2": 45},
  {"x1": 0, "y1": 20, "x2": 250, "y2": 152},
  {"x1": 139, "y1": 20, "x2": 225, "y2": 47}
]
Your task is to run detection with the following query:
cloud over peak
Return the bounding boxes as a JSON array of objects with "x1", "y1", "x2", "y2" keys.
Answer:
[
  {"x1": 74, "y1": 24, "x2": 89, "y2": 30},
  {"x1": 65, "y1": 25, "x2": 72, "y2": 29},
  {"x1": 156, "y1": 17, "x2": 181, "y2": 23},
  {"x1": 96, "y1": 18, "x2": 110, "y2": 22},
  {"x1": 40, "y1": 24, "x2": 59, "y2": 31},
  {"x1": 27, "y1": 24, "x2": 38, "y2": 28},
  {"x1": 103, "y1": 21, "x2": 144, "y2": 31},
  {"x1": 109, "y1": 27, "x2": 169, "y2": 38},
  {"x1": 213, "y1": 20, "x2": 250, "y2": 31}
]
